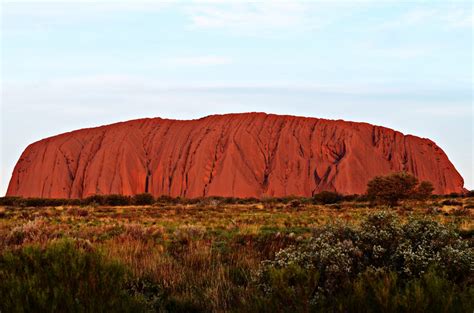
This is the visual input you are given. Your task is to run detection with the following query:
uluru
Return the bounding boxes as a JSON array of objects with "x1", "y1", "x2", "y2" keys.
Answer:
[{"x1": 6, "y1": 113, "x2": 464, "y2": 198}]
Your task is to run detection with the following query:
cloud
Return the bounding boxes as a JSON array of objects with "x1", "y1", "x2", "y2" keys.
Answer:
[
  {"x1": 164, "y1": 56, "x2": 232, "y2": 66},
  {"x1": 184, "y1": 1, "x2": 325, "y2": 34},
  {"x1": 366, "y1": 45, "x2": 427, "y2": 59},
  {"x1": 1, "y1": 1, "x2": 175, "y2": 28},
  {"x1": 4, "y1": 75, "x2": 471, "y2": 126},
  {"x1": 381, "y1": 6, "x2": 473, "y2": 30},
  {"x1": 0, "y1": 76, "x2": 416, "y2": 100},
  {"x1": 3, "y1": 76, "x2": 370, "y2": 104},
  {"x1": 441, "y1": 9, "x2": 474, "y2": 28},
  {"x1": 414, "y1": 106, "x2": 472, "y2": 117},
  {"x1": 2, "y1": 0, "x2": 175, "y2": 8},
  {"x1": 1, "y1": 1, "x2": 176, "y2": 37}
]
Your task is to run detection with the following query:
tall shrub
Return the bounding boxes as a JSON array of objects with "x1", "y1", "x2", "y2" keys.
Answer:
[{"x1": 367, "y1": 172, "x2": 433, "y2": 206}]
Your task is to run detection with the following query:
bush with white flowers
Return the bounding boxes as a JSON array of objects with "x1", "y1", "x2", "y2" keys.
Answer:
[{"x1": 256, "y1": 212, "x2": 473, "y2": 308}]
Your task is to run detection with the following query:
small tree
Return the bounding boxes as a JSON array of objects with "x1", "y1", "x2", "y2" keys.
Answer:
[
  {"x1": 415, "y1": 181, "x2": 434, "y2": 201},
  {"x1": 367, "y1": 172, "x2": 422, "y2": 206}
]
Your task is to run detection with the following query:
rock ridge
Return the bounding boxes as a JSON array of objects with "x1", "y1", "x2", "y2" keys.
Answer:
[{"x1": 7, "y1": 113, "x2": 465, "y2": 198}]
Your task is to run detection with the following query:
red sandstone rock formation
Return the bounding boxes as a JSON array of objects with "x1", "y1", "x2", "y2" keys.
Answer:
[{"x1": 6, "y1": 113, "x2": 464, "y2": 198}]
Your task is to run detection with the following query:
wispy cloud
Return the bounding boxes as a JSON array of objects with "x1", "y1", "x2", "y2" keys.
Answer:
[
  {"x1": 381, "y1": 6, "x2": 473, "y2": 29},
  {"x1": 164, "y1": 56, "x2": 232, "y2": 66},
  {"x1": 0, "y1": 76, "x2": 405, "y2": 97},
  {"x1": 3, "y1": 75, "x2": 471, "y2": 105},
  {"x1": 441, "y1": 9, "x2": 474, "y2": 28},
  {"x1": 373, "y1": 48, "x2": 426, "y2": 59},
  {"x1": 185, "y1": 2, "x2": 325, "y2": 34},
  {"x1": 363, "y1": 44, "x2": 428, "y2": 59},
  {"x1": 1, "y1": 1, "x2": 175, "y2": 36},
  {"x1": 3, "y1": 0, "x2": 176, "y2": 9},
  {"x1": 414, "y1": 106, "x2": 472, "y2": 117}
]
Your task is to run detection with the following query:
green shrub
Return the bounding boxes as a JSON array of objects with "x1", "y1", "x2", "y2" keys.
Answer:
[
  {"x1": 341, "y1": 194, "x2": 358, "y2": 201},
  {"x1": 255, "y1": 212, "x2": 474, "y2": 311},
  {"x1": 287, "y1": 199, "x2": 302, "y2": 208},
  {"x1": 327, "y1": 268, "x2": 474, "y2": 313},
  {"x1": 237, "y1": 197, "x2": 259, "y2": 204},
  {"x1": 0, "y1": 240, "x2": 146, "y2": 313},
  {"x1": 367, "y1": 172, "x2": 434, "y2": 206},
  {"x1": 447, "y1": 192, "x2": 462, "y2": 198},
  {"x1": 441, "y1": 199, "x2": 462, "y2": 206},
  {"x1": 155, "y1": 195, "x2": 180, "y2": 205},
  {"x1": 252, "y1": 266, "x2": 473, "y2": 313},
  {"x1": 133, "y1": 193, "x2": 155, "y2": 205},
  {"x1": 414, "y1": 181, "x2": 435, "y2": 201},
  {"x1": 0, "y1": 197, "x2": 81, "y2": 207},
  {"x1": 254, "y1": 263, "x2": 319, "y2": 312},
  {"x1": 82, "y1": 194, "x2": 107, "y2": 205},
  {"x1": 126, "y1": 276, "x2": 164, "y2": 311},
  {"x1": 81, "y1": 194, "x2": 132, "y2": 206},
  {"x1": 312, "y1": 191, "x2": 343, "y2": 204},
  {"x1": 105, "y1": 194, "x2": 132, "y2": 206},
  {"x1": 393, "y1": 218, "x2": 472, "y2": 281},
  {"x1": 0, "y1": 197, "x2": 23, "y2": 206}
]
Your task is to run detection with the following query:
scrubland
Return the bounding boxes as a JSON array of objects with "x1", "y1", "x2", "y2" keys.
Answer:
[{"x1": 0, "y1": 196, "x2": 472, "y2": 312}]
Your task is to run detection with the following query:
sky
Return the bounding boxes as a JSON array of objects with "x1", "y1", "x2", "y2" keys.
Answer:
[{"x1": 1, "y1": 0, "x2": 473, "y2": 196}]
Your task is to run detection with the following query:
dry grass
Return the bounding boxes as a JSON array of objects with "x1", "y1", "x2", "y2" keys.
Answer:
[
  {"x1": 0, "y1": 197, "x2": 472, "y2": 312},
  {"x1": 0, "y1": 197, "x2": 472, "y2": 249}
]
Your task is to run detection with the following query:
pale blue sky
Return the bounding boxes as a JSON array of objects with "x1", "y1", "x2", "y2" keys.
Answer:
[{"x1": 1, "y1": 0, "x2": 473, "y2": 195}]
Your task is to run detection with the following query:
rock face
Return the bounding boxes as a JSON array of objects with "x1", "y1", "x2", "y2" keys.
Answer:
[{"x1": 7, "y1": 113, "x2": 464, "y2": 198}]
